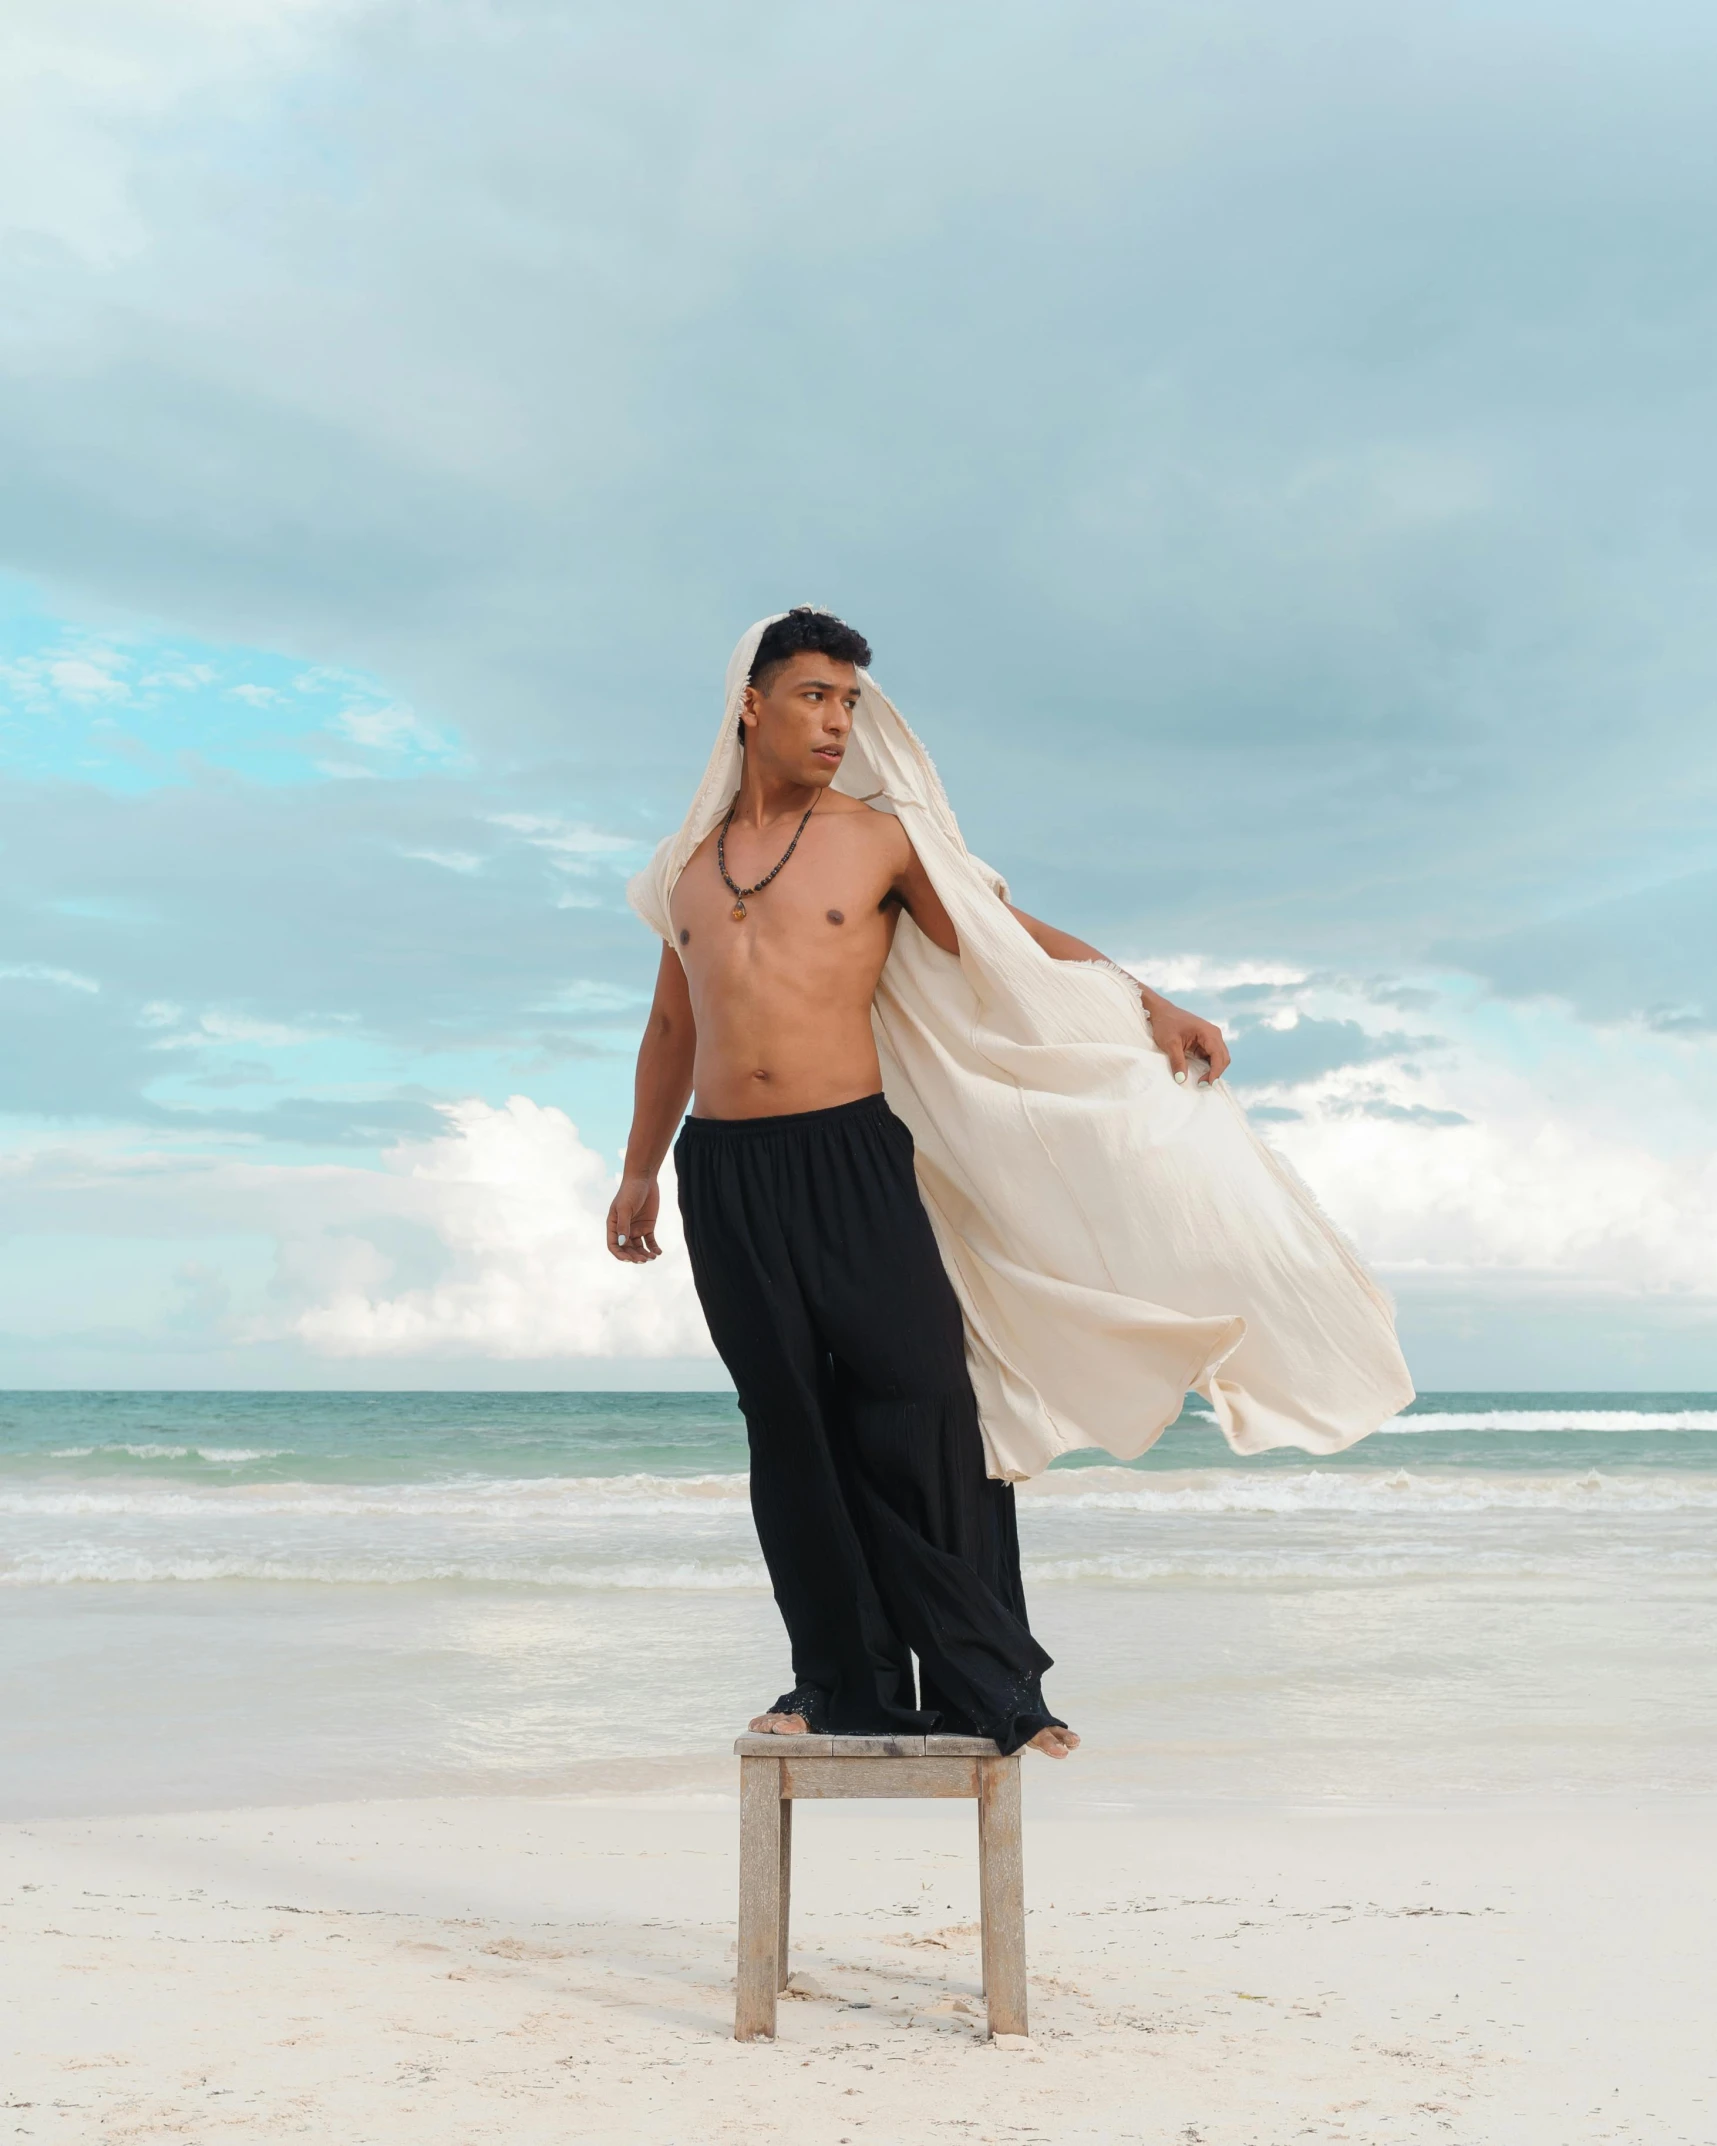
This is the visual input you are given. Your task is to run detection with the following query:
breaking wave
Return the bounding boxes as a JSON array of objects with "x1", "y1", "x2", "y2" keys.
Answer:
[
  {"x1": 1379, "y1": 1410, "x2": 1717, "y2": 1433},
  {"x1": 5, "y1": 1465, "x2": 1717, "y2": 1528},
  {"x1": 1020, "y1": 1467, "x2": 1717, "y2": 1514},
  {"x1": 46, "y1": 1444, "x2": 286, "y2": 1463},
  {"x1": 2, "y1": 1549, "x2": 770, "y2": 1590}
]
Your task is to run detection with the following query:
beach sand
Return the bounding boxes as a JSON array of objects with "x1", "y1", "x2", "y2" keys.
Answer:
[{"x1": 4, "y1": 1782, "x2": 1710, "y2": 2144}]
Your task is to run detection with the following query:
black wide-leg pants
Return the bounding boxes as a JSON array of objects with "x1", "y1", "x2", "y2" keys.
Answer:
[{"x1": 675, "y1": 1093, "x2": 1061, "y2": 1757}]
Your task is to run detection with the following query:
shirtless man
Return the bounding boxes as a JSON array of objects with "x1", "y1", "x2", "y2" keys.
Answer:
[{"x1": 607, "y1": 609, "x2": 1229, "y2": 1759}]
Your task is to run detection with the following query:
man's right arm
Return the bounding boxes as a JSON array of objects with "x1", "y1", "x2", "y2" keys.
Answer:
[{"x1": 605, "y1": 945, "x2": 696, "y2": 1263}]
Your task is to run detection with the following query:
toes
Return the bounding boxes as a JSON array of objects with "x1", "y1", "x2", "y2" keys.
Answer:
[{"x1": 1026, "y1": 1725, "x2": 1080, "y2": 1758}]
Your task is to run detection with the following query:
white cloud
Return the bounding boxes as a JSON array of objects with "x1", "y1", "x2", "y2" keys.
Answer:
[
  {"x1": 0, "y1": 1097, "x2": 714, "y2": 1365},
  {"x1": 1177, "y1": 966, "x2": 1717, "y2": 1306},
  {"x1": 0, "y1": 0, "x2": 357, "y2": 265},
  {"x1": 530, "y1": 980, "x2": 645, "y2": 1015},
  {"x1": 0, "y1": 1001, "x2": 1712, "y2": 1383},
  {"x1": 398, "y1": 846, "x2": 482, "y2": 874},
  {"x1": 1278, "y1": 1095, "x2": 1717, "y2": 1300},
  {"x1": 273, "y1": 1097, "x2": 712, "y2": 1359},
  {"x1": 143, "y1": 1008, "x2": 327, "y2": 1049},
  {"x1": 0, "y1": 0, "x2": 1713, "y2": 1386},
  {"x1": 334, "y1": 700, "x2": 443, "y2": 754},
  {"x1": 1124, "y1": 954, "x2": 1309, "y2": 994},
  {"x1": 0, "y1": 962, "x2": 100, "y2": 992},
  {"x1": 489, "y1": 815, "x2": 641, "y2": 866},
  {"x1": 0, "y1": 644, "x2": 130, "y2": 710},
  {"x1": 137, "y1": 661, "x2": 216, "y2": 694},
  {"x1": 47, "y1": 654, "x2": 129, "y2": 703}
]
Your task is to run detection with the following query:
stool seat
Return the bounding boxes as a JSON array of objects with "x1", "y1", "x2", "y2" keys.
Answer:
[
  {"x1": 732, "y1": 1732, "x2": 1027, "y2": 2042},
  {"x1": 733, "y1": 1732, "x2": 1002, "y2": 1756}
]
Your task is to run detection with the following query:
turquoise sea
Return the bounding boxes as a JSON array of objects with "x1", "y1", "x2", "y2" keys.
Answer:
[{"x1": 3, "y1": 1391, "x2": 1714, "y2": 1817}]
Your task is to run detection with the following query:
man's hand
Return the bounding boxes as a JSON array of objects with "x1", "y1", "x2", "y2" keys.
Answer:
[
  {"x1": 1141, "y1": 991, "x2": 1231, "y2": 1085},
  {"x1": 606, "y1": 1175, "x2": 663, "y2": 1262}
]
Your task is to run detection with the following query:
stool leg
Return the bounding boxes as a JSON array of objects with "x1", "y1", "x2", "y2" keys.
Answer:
[
  {"x1": 977, "y1": 1763, "x2": 994, "y2": 1995},
  {"x1": 736, "y1": 1756, "x2": 782, "y2": 2040},
  {"x1": 977, "y1": 1756, "x2": 1027, "y2": 2038},
  {"x1": 777, "y1": 1795, "x2": 792, "y2": 1991}
]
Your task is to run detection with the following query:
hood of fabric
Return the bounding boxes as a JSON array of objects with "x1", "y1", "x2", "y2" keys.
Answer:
[{"x1": 627, "y1": 615, "x2": 966, "y2": 937}]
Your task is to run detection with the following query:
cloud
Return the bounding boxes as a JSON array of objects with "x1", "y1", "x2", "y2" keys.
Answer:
[
  {"x1": 2, "y1": 963, "x2": 1713, "y2": 1385},
  {"x1": 488, "y1": 816, "x2": 646, "y2": 871},
  {"x1": 1438, "y1": 869, "x2": 1717, "y2": 1034},
  {"x1": 1, "y1": 0, "x2": 1714, "y2": 988},
  {"x1": 1114, "y1": 954, "x2": 1717, "y2": 1339},
  {"x1": 1225, "y1": 1016, "x2": 1427, "y2": 1090},
  {"x1": 0, "y1": 1097, "x2": 714, "y2": 1365},
  {"x1": 1327, "y1": 1098, "x2": 1470, "y2": 1129},
  {"x1": 0, "y1": 961, "x2": 100, "y2": 993},
  {"x1": 0, "y1": 763, "x2": 654, "y2": 1135},
  {"x1": 1217, "y1": 979, "x2": 1717, "y2": 1310},
  {"x1": 398, "y1": 846, "x2": 481, "y2": 874},
  {"x1": 0, "y1": 0, "x2": 359, "y2": 264},
  {"x1": 1280, "y1": 1102, "x2": 1717, "y2": 1302},
  {"x1": 283, "y1": 1097, "x2": 710, "y2": 1358},
  {"x1": 2, "y1": 2, "x2": 1716, "y2": 1381}
]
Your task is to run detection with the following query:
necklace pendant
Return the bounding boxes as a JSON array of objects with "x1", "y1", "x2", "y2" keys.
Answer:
[{"x1": 730, "y1": 901, "x2": 746, "y2": 921}]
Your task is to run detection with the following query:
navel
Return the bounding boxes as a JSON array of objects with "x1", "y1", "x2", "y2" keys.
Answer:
[
  {"x1": 678, "y1": 928, "x2": 691, "y2": 946},
  {"x1": 826, "y1": 908, "x2": 845, "y2": 925}
]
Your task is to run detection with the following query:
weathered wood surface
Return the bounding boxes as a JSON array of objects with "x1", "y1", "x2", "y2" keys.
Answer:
[
  {"x1": 731, "y1": 1733, "x2": 1002, "y2": 1759},
  {"x1": 735, "y1": 1756, "x2": 782, "y2": 2040},
  {"x1": 732, "y1": 1739, "x2": 1027, "y2": 2041},
  {"x1": 977, "y1": 1755, "x2": 1027, "y2": 2038},
  {"x1": 734, "y1": 1734, "x2": 835, "y2": 1757},
  {"x1": 780, "y1": 1756, "x2": 980, "y2": 1801},
  {"x1": 776, "y1": 1794, "x2": 792, "y2": 1993}
]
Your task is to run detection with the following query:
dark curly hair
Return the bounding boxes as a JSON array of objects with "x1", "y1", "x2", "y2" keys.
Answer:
[{"x1": 740, "y1": 607, "x2": 873, "y2": 741}]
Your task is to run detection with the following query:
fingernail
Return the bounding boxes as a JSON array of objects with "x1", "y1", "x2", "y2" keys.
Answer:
[{"x1": 1174, "y1": 1069, "x2": 1188, "y2": 1085}]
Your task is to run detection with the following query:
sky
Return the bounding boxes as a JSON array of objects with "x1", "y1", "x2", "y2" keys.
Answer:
[{"x1": 2, "y1": 0, "x2": 1715, "y2": 1390}]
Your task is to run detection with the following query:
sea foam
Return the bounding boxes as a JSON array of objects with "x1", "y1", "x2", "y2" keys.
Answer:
[
  {"x1": 6, "y1": 1464, "x2": 1717, "y2": 1524},
  {"x1": 1379, "y1": 1410, "x2": 1717, "y2": 1432}
]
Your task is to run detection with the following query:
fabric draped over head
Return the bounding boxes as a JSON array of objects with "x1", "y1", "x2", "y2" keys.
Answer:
[{"x1": 629, "y1": 616, "x2": 1414, "y2": 1480}]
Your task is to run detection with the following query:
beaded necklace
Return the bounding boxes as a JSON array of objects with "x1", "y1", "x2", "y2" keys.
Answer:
[{"x1": 716, "y1": 796, "x2": 818, "y2": 920}]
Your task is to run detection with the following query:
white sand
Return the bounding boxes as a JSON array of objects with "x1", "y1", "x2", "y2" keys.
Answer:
[{"x1": 3, "y1": 1788, "x2": 1711, "y2": 2143}]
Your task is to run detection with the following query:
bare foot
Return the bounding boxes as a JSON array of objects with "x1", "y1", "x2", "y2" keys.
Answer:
[
  {"x1": 1026, "y1": 1725, "x2": 1080, "y2": 1758},
  {"x1": 747, "y1": 1711, "x2": 810, "y2": 1735}
]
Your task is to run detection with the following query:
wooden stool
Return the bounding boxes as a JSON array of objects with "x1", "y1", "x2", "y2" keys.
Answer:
[{"x1": 732, "y1": 1732, "x2": 1027, "y2": 2042}]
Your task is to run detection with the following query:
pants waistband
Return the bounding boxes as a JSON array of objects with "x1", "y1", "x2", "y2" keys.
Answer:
[{"x1": 677, "y1": 1093, "x2": 892, "y2": 1141}]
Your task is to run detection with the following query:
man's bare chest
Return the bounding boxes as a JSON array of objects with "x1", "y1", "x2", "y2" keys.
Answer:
[{"x1": 669, "y1": 817, "x2": 900, "y2": 952}]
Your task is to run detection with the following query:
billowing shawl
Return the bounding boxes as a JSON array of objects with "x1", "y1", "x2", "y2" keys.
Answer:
[{"x1": 629, "y1": 617, "x2": 1414, "y2": 1480}]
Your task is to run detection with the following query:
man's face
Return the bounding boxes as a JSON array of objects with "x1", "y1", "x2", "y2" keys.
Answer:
[{"x1": 744, "y1": 652, "x2": 860, "y2": 786}]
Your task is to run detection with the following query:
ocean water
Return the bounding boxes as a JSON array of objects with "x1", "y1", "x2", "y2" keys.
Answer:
[{"x1": 3, "y1": 1391, "x2": 1714, "y2": 1817}]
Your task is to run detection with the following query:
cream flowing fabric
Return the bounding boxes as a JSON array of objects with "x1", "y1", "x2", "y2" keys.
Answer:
[{"x1": 629, "y1": 618, "x2": 1415, "y2": 1481}]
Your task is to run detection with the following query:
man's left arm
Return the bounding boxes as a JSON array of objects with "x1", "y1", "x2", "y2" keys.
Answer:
[
  {"x1": 1006, "y1": 905, "x2": 1229, "y2": 1084},
  {"x1": 892, "y1": 843, "x2": 1230, "y2": 1085}
]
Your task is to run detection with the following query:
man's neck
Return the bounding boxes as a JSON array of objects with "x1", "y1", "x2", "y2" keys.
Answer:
[{"x1": 732, "y1": 759, "x2": 822, "y2": 830}]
